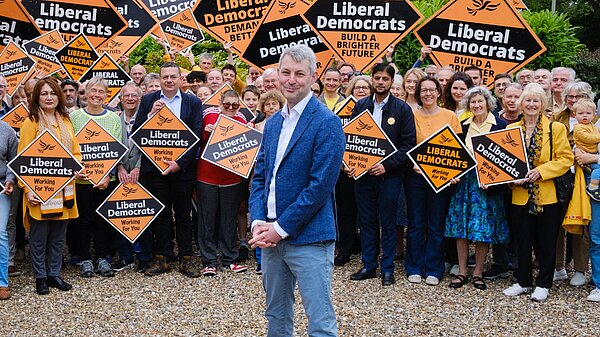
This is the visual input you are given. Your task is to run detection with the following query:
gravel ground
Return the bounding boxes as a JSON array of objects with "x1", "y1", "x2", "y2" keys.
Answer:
[{"x1": 1, "y1": 254, "x2": 599, "y2": 336}]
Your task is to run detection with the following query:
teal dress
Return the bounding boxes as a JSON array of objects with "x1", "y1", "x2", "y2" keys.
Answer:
[{"x1": 444, "y1": 170, "x2": 509, "y2": 244}]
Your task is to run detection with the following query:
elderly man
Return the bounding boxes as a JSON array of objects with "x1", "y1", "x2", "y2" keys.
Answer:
[
  {"x1": 249, "y1": 45, "x2": 345, "y2": 337},
  {"x1": 262, "y1": 67, "x2": 279, "y2": 91},
  {"x1": 550, "y1": 67, "x2": 576, "y2": 114},
  {"x1": 206, "y1": 69, "x2": 224, "y2": 92}
]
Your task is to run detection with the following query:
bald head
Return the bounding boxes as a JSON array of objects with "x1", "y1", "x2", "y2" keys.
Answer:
[{"x1": 130, "y1": 64, "x2": 147, "y2": 85}]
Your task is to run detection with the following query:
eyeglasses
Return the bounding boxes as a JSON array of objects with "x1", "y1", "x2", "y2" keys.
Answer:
[
  {"x1": 222, "y1": 102, "x2": 239, "y2": 109},
  {"x1": 566, "y1": 94, "x2": 586, "y2": 101},
  {"x1": 420, "y1": 88, "x2": 438, "y2": 93},
  {"x1": 122, "y1": 93, "x2": 139, "y2": 98},
  {"x1": 354, "y1": 86, "x2": 370, "y2": 91}
]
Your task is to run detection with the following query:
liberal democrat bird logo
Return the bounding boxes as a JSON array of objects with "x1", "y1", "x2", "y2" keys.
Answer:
[
  {"x1": 38, "y1": 140, "x2": 56, "y2": 153},
  {"x1": 5, "y1": 50, "x2": 16, "y2": 59},
  {"x1": 501, "y1": 133, "x2": 519, "y2": 147},
  {"x1": 74, "y1": 39, "x2": 85, "y2": 48},
  {"x1": 121, "y1": 185, "x2": 138, "y2": 197},
  {"x1": 278, "y1": 0, "x2": 296, "y2": 14},
  {"x1": 100, "y1": 60, "x2": 111, "y2": 68},
  {"x1": 181, "y1": 13, "x2": 192, "y2": 22},
  {"x1": 467, "y1": 0, "x2": 500, "y2": 15},
  {"x1": 437, "y1": 134, "x2": 452, "y2": 145},
  {"x1": 108, "y1": 41, "x2": 123, "y2": 49},
  {"x1": 219, "y1": 125, "x2": 234, "y2": 136},
  {"x1": 47, "y1": 36, "x2": 59, "y2": 45},
  {"x1": 355, "y1": 120, "x2": 373, "y2": 132},
  {"x1": 84, "y1": 128, "x2": 101, "y2": 140},
  {"x1": 11, "y1": 114, "x2": 26, "y2": 125},
  {"x1": 156, "y1": 114, "x2": 172, "y2": 126}
]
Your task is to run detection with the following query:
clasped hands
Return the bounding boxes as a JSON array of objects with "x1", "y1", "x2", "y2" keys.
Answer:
[{"x1": 249, "y1": 221, "x2": 282, "y2": 249}]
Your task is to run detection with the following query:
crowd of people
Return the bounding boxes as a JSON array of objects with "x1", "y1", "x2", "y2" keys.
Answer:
[{"x1": 0, "y1": 42, "x2": 600, "y2": 309}]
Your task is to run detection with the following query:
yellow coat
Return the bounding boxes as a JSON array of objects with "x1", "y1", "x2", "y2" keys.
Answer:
[
  {"x1": 18, "y1": 117, "x2": 81, "y2": 230},
  {"x1": 508, "y1": 118, "x2": 574, "y2": 206}
]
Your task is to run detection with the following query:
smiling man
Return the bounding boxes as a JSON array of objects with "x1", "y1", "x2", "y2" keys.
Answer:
[
  {"x1": 131, "y1": 62, "x2": 203, "y2": 278},
  {"x1": 249, "y1": 45, "x2": 345, "y2": 337}
]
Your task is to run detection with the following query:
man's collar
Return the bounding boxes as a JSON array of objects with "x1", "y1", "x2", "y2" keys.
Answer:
[
  {"x1": 282, "y1": 92, "x2": 312, "y2": 118},
  {"x1": 160, "y1": 89, "x2": 181, "y2": 101},
  {"x1": 372, "y1": 93, "x2": 390, "y2": 106}
]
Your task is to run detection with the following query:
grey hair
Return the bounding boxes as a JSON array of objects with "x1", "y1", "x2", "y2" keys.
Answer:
[
  {"x1": 199, "y1": 53, "x2": 214, "y2": 62},
  {"x1": 551, "y1": 67, "x2": 576, "y2": 81},
  {"x1": 504, "y1": 82, "x2": 523, "y2": 91},
  {"x1": 516, "y1": 68, "x2": 533, "y2": 78},
  {"x1": 561, "y1": 80, "x2": 596, "y2": 102},
  {"x1": 143, "y1": 73, "x2": 160, "y2": 87},
  {"x1": 122, "y1": 81, "x2": 143, "y2": 96},
  {"x1": 515, "y1": 83, "x2": 548, "y2": 112},
  {"x1": 262, "y1": 67, "x2": 277, "y2": 78},
  {"x1": 461, "y1": 86, "x2": 497, "y2": 113},
  {"x1": 86, "y1": 76, "x2": 109, "y2": 91},
  {"x1": 278, "y1": 45, "x2": 317, "y2": 75}
]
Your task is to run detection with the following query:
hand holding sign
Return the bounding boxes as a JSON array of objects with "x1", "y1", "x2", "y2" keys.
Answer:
[{"x1": 1, "y1": 181, "x2": 13, "y2": 195}]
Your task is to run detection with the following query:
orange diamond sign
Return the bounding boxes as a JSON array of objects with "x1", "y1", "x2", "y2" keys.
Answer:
[
  {"x1": 22, "y1": 30, "x2": 65, "y2": 76},
  {"x1": 302, "y1": 0, "x2": 423, "y2": 72},
  {"x1": 343, "y1": 110, "x2": 397, "y2": 179},
  {"x1": 407, "y1": 125, "x2": 476, "y2": 192},
  {"x1": 80, "y1": 53, "x2": 133, "y2": 104},
  {"x1": 202, "y1": 83, "x2": 255, "y2": 121},
  {"x1": 75, "y1": 119, "x2": 128, "y2": 185},
  {"x1": 414, "y1": 0, "x2": 545, "y2": 87},
  {"x1": 200, "y1": 114, "x2": 262, "y2": 178},
  {"x1": 96, "y1": 182, "x2": 165, "y2": 243},
  {"x1": 0, "y1": 103, "x2": 29, "y2": 131},
  {"x1": 8, "y1": 130, "x2": 83, "y2": 203},
  {"x1": 335, "y1": 96, "x2": 357, "y2": 127},
  {"x1": 0, "y1": 42, "x2": 36, "y2": 96},
  {"x1": 130, "y1": 105, "x2": 200, "y2": 173}
]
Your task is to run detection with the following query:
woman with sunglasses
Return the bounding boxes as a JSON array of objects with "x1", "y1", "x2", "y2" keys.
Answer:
[{"x1": 196, "y1": 90, "x2": 249, "y2": 276}]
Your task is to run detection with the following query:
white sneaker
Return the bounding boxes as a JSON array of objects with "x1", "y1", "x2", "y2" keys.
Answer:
[
  {"x1": 503, "y1": 283, "x2": 530, "y2": 296},
  {"x1": 570, "y1": 272, "x2": 586, "y2": 287},
  {"x1": 586, "y1": 288, "x2": 600, "y2": 302},
  {"x1": 407, "y1": 274, "x2": 422, "y2": 283},
  {"x1": 449, "y1": 265, "x2": 459, "y2": 276},
  {"x1": 553, "y1": 268, "x2": 568, "y2": 281},
  {"x1": 425, "y1": 276, "x2": 439, "y2": 286},
  {"x1": 530, "y1": 287, "x2": 549, "y2": 302}
]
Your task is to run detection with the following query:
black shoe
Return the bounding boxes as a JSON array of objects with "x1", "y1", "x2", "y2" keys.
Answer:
[
  {"x1": 350, "y1": 268, "x2": 376, "y2": 281},
  {"x1": 334, "y1": 255, "x2": 350, "y2": 266},
  {"x1": 381, "y1": 272, "x2": 395, "y2": 286},
  {"x1": 36, "y1": 278, "x2": 49, "y2": 295},
  {"x1": 47, "y1": 276, "x2": 72, "y2": 291},
  {"x1": 237, "y1": 245, "x2": 249, "y2": 262},
  {"x1": 137, "y1": 260, "x2": 150, "y2": 273},
  {"x1": 586, "y1": 186, "x2": 600, "y2": 202},
  {"x1": 482, "y1": 264, "x2": 510, "y2": 280}
]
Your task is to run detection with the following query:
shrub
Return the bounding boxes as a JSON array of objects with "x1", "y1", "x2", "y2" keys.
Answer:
[{"x1": 572, "y1": 49, "x2": 600, "y2": 91}]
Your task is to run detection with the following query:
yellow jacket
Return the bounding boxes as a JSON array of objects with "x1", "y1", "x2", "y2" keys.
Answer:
[
  {"x1": 551, "y1": 108, "x2": 600, "y2": 148},
  {"x1": 509, "y1": 118, "x2": 574, "y2": 206},
  {"x1": 18, "y1": 118, "x2": 81, "y2": 230},
  {"x1": 563, "y1": 165, "x2": 591, "y2": 234}
]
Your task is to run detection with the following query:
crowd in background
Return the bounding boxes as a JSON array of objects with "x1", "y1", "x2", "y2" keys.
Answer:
[{"x1": 1, "y1": 42, "x2": 600, "y2": 304}]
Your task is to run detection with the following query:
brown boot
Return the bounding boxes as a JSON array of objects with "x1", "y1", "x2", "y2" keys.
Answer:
[
  {"x1": 179, "y1": 256, "x2": 201, "y2": 278},
  {"x1": 144, "y1": 255, "x2": 171, "y2": 276},
  {"x1": 0, "y1": 287, "x2": 10, "y2": 300}
]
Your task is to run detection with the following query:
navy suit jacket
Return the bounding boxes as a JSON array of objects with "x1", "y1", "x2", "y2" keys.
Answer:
[
  {"x1": 351, "y1": 95, "x2": 416, "y2": 177},
  {"x1": 249, "y1": 96, "x2": 346, "y2": 244},
  {"x1": 132, "y1": 90, "x2": 203, "y2": 180}
]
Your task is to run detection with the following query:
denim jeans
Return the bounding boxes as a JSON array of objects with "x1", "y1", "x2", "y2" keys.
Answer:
[
  {"x1": 262, "y1": 240, "x2": 337, "y2": 337},
  {"x1": 0, "y1": 193, "x2": 10, "y2": 287},
  {"x1": 404, "y1": 171, "x2": 449, "y2": 278},
  {"x1": 586, "y1": 172, "x2": 600, "y2": 289}
]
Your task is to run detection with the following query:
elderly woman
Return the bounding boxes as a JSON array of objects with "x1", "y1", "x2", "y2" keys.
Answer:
[
  {"x1": 445, "y1": 86, "x2": 509, "y2": 291},
  {"x1": 503, "y1": 83, "x2": 573, "y2": 302},
  {"x1": 255, "y1": 90, "x2": 286, "y2": 132},
  {"x1": 197, "y1": 90, "x2": 249, "y2": 276},
  {"x1": 345, "y1": 75, "x2": 373, "y2": 101},
  {"x1": 70, "y1": 77, "x2": 123, "y2": 278},
  {"x1": 390, "y1": 74, "x2": 404, "y2": 99},
  {"x1": 551, "y1": 81, "x2": 596, "y2": 287},
  {"x1": 405, "y1": 77, "x2": 461, "y2": 285},
  {"x1": 0, "y1": 120, "x2": 17, "y2": 299},
  {"x1": 443, "y1": 72, "x2": 474, "y2": 119},
  {"x1": 401, "y1": 68, "x2": 426, "y2": 111},
  {"x1": 21, "y1": 78, "x2": 83, "y2": 295}
]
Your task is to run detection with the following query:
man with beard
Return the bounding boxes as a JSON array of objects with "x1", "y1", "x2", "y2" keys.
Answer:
[
  {"x1": 348, "y1": 63, "x2": 416, "y2": 286},
  {"x1": 61, "y1": 79, "x2": 80, "y2": 112}
]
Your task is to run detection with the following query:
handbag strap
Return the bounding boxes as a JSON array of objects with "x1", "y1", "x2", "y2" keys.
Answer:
[{"x1": 549, "y1": 121, "x2": 554, "y2": 161}]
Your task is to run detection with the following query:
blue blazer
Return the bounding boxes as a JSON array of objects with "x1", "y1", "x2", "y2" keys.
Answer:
[
  {"x1": 132, "y1": 90, "x2": 203, "y2": 180},
  {"x1": 249, "y1": 96, "x2": 346, "y2": 245}
]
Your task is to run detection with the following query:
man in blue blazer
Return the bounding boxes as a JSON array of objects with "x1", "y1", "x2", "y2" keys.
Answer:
[
  {"x1": 249, "y1": 45, "x2": 345, "y2": 337},
  {"x1": 131, "y1": 62, "x2": 203, "y2": 277}
]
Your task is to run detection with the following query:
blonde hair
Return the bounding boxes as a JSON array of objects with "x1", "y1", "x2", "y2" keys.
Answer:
[
  {"x1": 516, "y1": 83, "x2": 548, "y2": 113},
  {"x1": 572, "y1": 99, "x2": 597, "y2": 114}
]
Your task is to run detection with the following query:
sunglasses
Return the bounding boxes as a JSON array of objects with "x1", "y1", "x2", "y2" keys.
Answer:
[{"x1": 222, "y1": 102, "x2": 240, "y2": 109}]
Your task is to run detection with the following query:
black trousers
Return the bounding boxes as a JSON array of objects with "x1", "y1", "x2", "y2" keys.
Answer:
[
  {"x1": 73, "y1": 181, "x2": 119, "y2": 260},
  {"x1": 511, "y1": 203, "x2": 562, "y2": 289},
  {"x1": 145, "y1": 170, "x2": 194, "y2": 258},
  {"x1": 335, "y1": 173, "x2": 359, "y2": 257}
]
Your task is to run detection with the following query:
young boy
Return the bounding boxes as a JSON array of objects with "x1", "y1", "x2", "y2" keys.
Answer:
[{"x1": 573, "y1": 99, "x2": 600, "y2": 200}]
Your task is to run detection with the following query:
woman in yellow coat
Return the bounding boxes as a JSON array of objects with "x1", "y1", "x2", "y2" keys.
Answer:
[
  {"x1": 502, "y1": 83, "x2": 573, "y2": 302},
  {"x1": 20, "y1": 78, "x2": 83, "y2": 295}
]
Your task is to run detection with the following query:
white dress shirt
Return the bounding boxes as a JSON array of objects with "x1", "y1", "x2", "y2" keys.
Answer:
[
  {"x1": 254, "y1": 92, "x2": 313, "y2": 239},
  {"x1": 372, "y1": 93, "x2": 390, "y2": 127}
]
